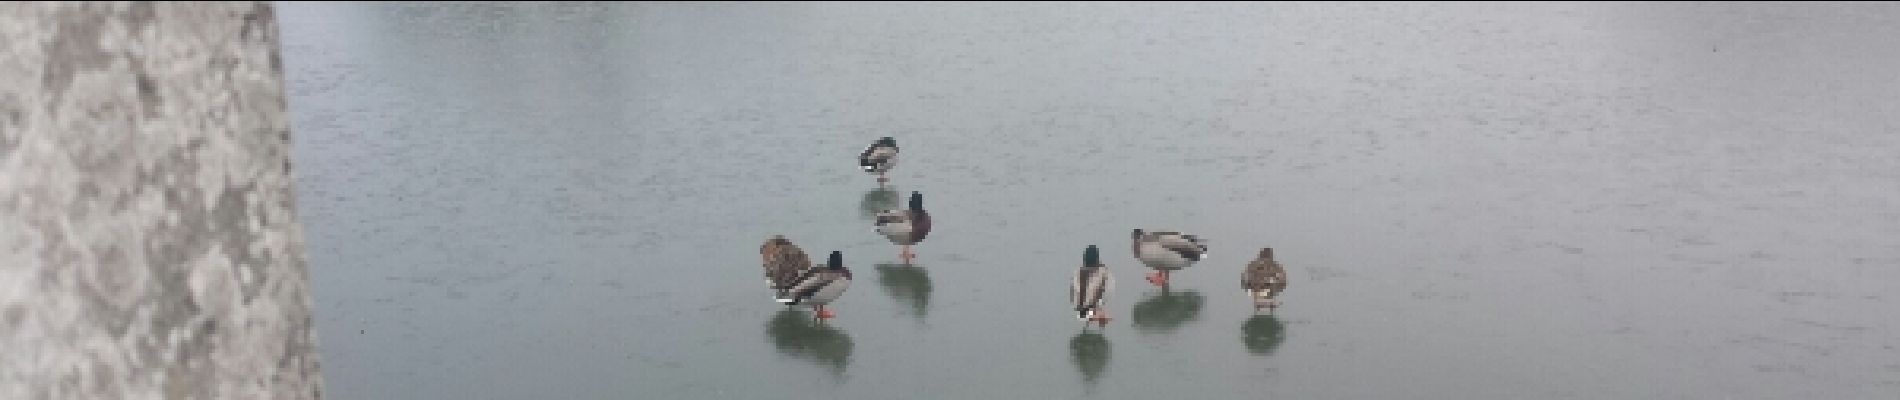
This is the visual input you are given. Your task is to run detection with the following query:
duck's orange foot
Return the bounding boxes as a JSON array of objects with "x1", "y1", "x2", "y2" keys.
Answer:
[{"x1": 816, "y1": 308, "x2": 837, "y2": 319}]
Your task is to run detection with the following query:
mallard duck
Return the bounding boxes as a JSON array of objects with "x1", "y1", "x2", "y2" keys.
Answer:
[
  {"x1": 859, "y1": 137, "x2": 899, "y2": 186},
  {"x1": 1241, "y1": 247, "x2": 1288, "y2": 311},
  {"x1": 1071, "y1": 245, "x2": 1115, "y2": 326},
  {"x1": 778, "y1": 251, "x2": 854, "y2": 319},
  {"x1": 1131, "y1": 229, "x2": 1207, "y2": 287},
  {"x1": 874, "y1": 191, "x2": 932, "y2": 263},
  {"x1": 760, "y1": 235, "x2": 813, "y2": 300}
]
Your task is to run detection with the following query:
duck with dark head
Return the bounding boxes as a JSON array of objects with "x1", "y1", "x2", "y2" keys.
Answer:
[
  {"x1": 874, "y1": 191, "x2": 932, "y2": 263},
  {"x1": 778, "y1": 251, "x2": 854, "y2": 320},
  {"x1": 1071, "y1": 245, "x2": 1115, "y2": 327}
]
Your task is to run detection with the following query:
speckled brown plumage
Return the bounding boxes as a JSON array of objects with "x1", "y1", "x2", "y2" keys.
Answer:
[
  {"x1": 760, "y1": 235, "x2": 813, "y2": 295},
  {"x1": 1241, "y1": 247, "x2": 1289, "y2": 308}
]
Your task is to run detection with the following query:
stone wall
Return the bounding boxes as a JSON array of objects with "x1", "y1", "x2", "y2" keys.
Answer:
[{"x1": 0, "y1": 2, "x2": 323, "y2": 399}]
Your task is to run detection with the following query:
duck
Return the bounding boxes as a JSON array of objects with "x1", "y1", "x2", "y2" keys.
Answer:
[
  {"x1": 1240, "y1": 247, "x2": 1289, "y2": 311},
  {"x1": 778, "y1": 251, "x2": 854, "y2": 320},
  {"x1": 760, "y1": 235, "x2": 813, "y2": 300},
  {"x1": 1131, "y1": 229, "x2": 1207, "y2": 287},
  {"x1": 874, "y1": 191, "x2": 932, "y2": 263},
  {"x1": 1071, "y1": 245, "x2": 1115, "y2": 327},
  {"x1": 859, "y1": 137, "x2": 899, "y2": 186}
]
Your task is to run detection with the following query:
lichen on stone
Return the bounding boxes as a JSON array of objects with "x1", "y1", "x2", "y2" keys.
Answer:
[{"x1": 0, "y1": 2, "x2": 322, "y2": 399}]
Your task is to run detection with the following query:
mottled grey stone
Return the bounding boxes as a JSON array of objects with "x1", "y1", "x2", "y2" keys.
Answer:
[{"x1": 0, "y1": 2, "x2": 323, "y2": 399}]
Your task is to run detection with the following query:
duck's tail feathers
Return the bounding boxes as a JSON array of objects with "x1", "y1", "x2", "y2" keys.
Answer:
[{"x1": 1246, "y1": 290, "x2": 1275, "y2": 304}]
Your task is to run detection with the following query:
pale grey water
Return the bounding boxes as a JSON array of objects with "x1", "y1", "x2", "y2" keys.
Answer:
[{"x1": 278, "y1": 2, "x2": 1900, "y2": 399}]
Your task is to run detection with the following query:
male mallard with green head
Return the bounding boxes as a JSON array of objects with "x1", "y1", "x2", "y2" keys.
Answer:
[
  {"x1": 779, "y1": 251, "x2": 854, "y2": 320},
  {"x1": 1071, "y1": 245, "x2": 1115, "y2": 327}
]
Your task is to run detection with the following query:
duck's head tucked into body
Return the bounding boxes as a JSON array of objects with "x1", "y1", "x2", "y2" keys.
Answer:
[
  {"x1": 760, "y1": 235, "x2": 813, "y2": 298},
  {"x1": 1241, "y1": 247, "x2": 1288, "y2": 311},
  {"x1": 778, "y1": 251, "x2": 854, "y2": 320},
  {"x1": 874, "y1": 191, "x2": 932, "y2": 263},
  {"x1": 859, "y1": 137, "x2": 900, "y2": 184},
  {"x1": 1071, "y1": 245, "x2": 1115, "y2": 327},
  {"x1": 1132, "y1": 229, "x2": 1208, "y2": 287}
]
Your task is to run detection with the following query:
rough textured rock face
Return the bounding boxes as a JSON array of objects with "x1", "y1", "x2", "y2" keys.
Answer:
[{"x1": 0, "y1": 2, "x2": 323, "y2": 399}]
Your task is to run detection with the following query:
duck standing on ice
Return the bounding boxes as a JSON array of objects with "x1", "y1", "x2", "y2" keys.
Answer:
[{"x1": 1131, "y1": 229, "x2": 1207, "y2": 287}]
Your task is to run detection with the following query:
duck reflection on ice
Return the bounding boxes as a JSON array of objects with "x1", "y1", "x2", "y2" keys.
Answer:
[
  {"x1": 1130, "y1": 289, "x2": 1204, "y2": 334},
  {"x1": 765, "y1": 309, "x2": 854, "y2": 378},
  {"x1": 874, "y1": 263, "x2": 931, "y2": 322},
  {"x1": 1240, "y1": 314, "x2": 1287, "y2": 356},
  {"x1": 1069, "y1": 331, "x2": 1110, "y2": 387},
  {"x1": 860, "y1": 187, "x2": 898, "y2": 221}
]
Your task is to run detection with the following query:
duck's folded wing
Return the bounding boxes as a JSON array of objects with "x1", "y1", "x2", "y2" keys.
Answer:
[
  {"x1": 778, "y1": 268, "x2": 827, "y2": 303},
  {"x1": 1269, "y1": 263, "x2": 1288, "y2": 293},
  {"x1": 1086, "y1": 269, "x2": 1110, "y2": 307},
  {"x1": 875, "y1": 209, "x2": 909, "y2": 223},
  {"x1": 860, "y1": 146, "x2": 896, "y2": 165},
  {"x1": 1071, "y1": 268, "x2": 1096, "y2": 309},
  {"x1": 809, "y1": 275, "x2": 851, "y2": 302},
  {"x1": 1070, "y1": 269, "x2": 1083, "y2": 306},
  {"x1": 909, "y1": 211, "x2": 931, "y2": 241},
  {"x1": 1161, "y1": 239, "x2": 1205, "y2": 260},
  {"x1": 1074, "y1": 267, "x2": 1110, "y2": 309},
  {"x1": 876, "y1": 213, "x2": 913, "y2": 236}
]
